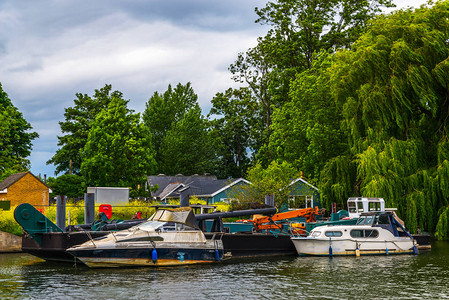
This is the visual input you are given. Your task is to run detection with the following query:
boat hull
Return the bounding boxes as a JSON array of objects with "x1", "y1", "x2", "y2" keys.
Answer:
[
  {"x1": 68, "y1": 242, "x2": 223, "y2": 268},
  {"x1": 291, "y1": 237, "x2": 415, "y2": 256}
]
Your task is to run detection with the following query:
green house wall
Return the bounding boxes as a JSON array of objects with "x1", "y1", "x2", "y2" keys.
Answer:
[
  {"x1": 197, "y1": 181, "x2": 249, "y2": 204},
  {"x1": 288, "y1": 180, "x2": 321, "y2": 208}
]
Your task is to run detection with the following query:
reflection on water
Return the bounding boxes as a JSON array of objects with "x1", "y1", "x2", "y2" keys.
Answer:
[{"x1": 0, "y1": 242, "x2": 448, "y2": 299}]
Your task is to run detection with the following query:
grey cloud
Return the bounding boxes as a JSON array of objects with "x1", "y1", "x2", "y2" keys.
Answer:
[{"x1": 113, "y1": 0, "x2": 265, "y2": 32}]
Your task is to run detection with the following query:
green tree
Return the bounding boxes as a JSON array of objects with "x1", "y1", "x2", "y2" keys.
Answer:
[
  {"x1": 80, "y1": 95, "x2": 157, "y2": 188},
  {"x1": 323, "y1": 1, "x2": 449, "y2": 233},
  {"x1": 209, "y1": 87, "x2": 261, "y2": 178},
  {"x1": 0, "y1": 83, "x2": 38, "y2": 179},
  {"x1": 142, "y1": 82, "x2": 198, "y2": 169},
  {"x1": 232, "y1": 160, "x2": 299, "y2": 207},
  {"x1": 229, "y1": 0, "x2": 394, "y2": 164},
  {"x1": 159, "y1": 105, "x2": 215, "y2": 176},
  {"x1": 268, "y1": 52, "x2": 348, "y2": 185},
  {"x1": 47, "y1": 84, "x2": 119, "y2": 175},
  {"x1": 47, "y1": 174, "x2": 85, "y2": 198}
]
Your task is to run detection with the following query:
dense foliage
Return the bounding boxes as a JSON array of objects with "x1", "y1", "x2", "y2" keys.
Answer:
[
  {"x1": 208, "y1": 87, "x2": 260, "y2": 178},
  {"x1": 47, "y1": 174, "x2": 85, "y2": 199},
  {"x1": 142, "y1": 83, "x2": 198, "y2": 171},
  {"x1": 159, "y1": 104, "x2": 216, "y2": 175},
  {"x1": 230, "y1": 161, "x2": 299, "y2": 207},
  {"x1": 80, "y1": 95, "x2": 156, "y2": 188},
  {"x1": 322, "y1": 1, "x2": 449, "y2": 236},
  {"x1": 47, "y1": 85, "x2": 118, "y2": 175},
  {"x1": 0, "y1": 83, "x2": 38, "y2": 180}
]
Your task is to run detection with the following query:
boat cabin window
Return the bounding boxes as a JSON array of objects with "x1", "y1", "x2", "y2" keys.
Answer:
[
  {"x1": 357, "y1": 202, "x2": 364, "y2": 212},
  {"x1": 369, "y1": 201, "x2": 381, "y2": 211},
  {"x1": 348, "y1": 201, "x2": 356, "y2": 213},
  {"x1": 376, "y1": 214, "x2": 390, "y2": 225},
  {"x1": 325, "y1": 231, "x2": 343, "y2": 237},
  {"x1": 350, "y1": 229, "x2": 379, "y2": 238}
]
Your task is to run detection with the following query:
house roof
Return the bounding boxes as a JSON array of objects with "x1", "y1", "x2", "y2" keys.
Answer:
[
  {"x1": 147, "y1": 175, "x2": 249, "y2": 199},
  {"x1": 148, "y1": 174, "x2": 218, "y2": 198},
  {"x1": 0, "y1": 172, "x2": 28, "y2": 190},
  {"x1": 159, "y1": 183, "x2": 185, "y2": 200},
  {"x1": 288, "y1": 177, "x2": 319, "y2": 191},
  {"x1": 0, "y1": 171, "x2": 50, "y2": 191}
]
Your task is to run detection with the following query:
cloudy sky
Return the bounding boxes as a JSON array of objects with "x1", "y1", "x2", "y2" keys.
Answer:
[{"x1": 0, "y1": 0, "x2": 429, "y2": 178}]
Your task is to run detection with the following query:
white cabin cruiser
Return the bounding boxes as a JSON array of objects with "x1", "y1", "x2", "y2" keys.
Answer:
[
  {"x1": 67, "y1": 207, "x2": 224, "y2": 267},
  {"x1": 291, "y1": 211, "x2": 418, "y2": 256}
]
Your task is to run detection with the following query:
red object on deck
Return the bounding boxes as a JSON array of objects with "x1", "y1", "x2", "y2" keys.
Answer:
[{"x1": 99, "y1": 204, "x2": 112, "y2": 219}]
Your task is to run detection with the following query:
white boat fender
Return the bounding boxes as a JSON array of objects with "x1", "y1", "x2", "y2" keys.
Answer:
[
  {"x1": 152, "y1": 248, "x2": 158, "y2": 263},
  {"x1": 355, "y1": 242, "x2": 360, "y2": 257}
]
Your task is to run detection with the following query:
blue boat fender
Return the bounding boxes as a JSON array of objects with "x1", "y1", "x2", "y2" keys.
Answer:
[
  {"x1": 329, "y1": 237, "x2": 333, "y2": 258},
  {"x1": 215, "y1": 249, "x2": 220, "y2": 261},
  {"x1": 413, "y1": 245, "x2": 418, "y2": 255},
  {"x1": 152, "y1": 248, "x2": 158, "y2": 263}
]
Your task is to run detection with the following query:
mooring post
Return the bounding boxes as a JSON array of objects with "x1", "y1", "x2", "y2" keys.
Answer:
[
  {"x1": 56, "y1": 195, "x2": 67, "y2": 231},
  {"x1": 264, "y1": 195, "x2": 275, "y2": 207},
  {"x1": 84, "y1": 193, "x2": 95, "y2": 224}
]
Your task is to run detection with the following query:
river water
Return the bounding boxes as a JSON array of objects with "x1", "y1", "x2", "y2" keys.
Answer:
[{"x1": 1, "y1": 241, "x2": 448, "y2": 299}]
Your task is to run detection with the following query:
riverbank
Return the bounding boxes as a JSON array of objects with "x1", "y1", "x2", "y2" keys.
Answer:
[{"x1": 0, "y1": 231, "x2": 21, "y2": 253}]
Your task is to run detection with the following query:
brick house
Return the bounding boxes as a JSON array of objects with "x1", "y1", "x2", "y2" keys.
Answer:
[{"x1": 0, "y1": 172, "x2": 51, "y2": 209}]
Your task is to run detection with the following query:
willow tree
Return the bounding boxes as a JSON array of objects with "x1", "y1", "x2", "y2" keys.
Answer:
[{"x1": 324, "y1": 1, "x2": 449, "y2": 234}]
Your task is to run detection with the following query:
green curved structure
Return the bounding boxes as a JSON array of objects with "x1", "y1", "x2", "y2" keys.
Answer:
[{"x1": 14, "y1": 203, "x2": 63, "y2": 245}]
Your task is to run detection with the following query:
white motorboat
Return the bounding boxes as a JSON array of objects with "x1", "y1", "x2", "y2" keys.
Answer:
[
  {"x1": 67, "y1": 207, "x2": 224, "y2": 267},
  {"x1": 291, "y1": 211, "x2": 418, "y2": 256}
]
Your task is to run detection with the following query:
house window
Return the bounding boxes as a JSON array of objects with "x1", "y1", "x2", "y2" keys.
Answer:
[{"x1": 289, "y1": 195, "x2": 312, "y2": 208}]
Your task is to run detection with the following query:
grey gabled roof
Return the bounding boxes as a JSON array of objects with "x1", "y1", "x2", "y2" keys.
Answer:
[
  {"x1": 147, "y1": 175, "x2": 248, "y2": 199},
  {"x1": 159, "y1": 183, "x2": 185, "y2": 200},
  {"x1": 148, "y1": 174, "x2": 218, "y2": 198}
]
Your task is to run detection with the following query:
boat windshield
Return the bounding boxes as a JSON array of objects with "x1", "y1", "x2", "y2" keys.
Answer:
[
  {"x1": 136, "y1": 221, "x2": 166, "y2": 231},
  {"x1": 356, "y1": 215, "x2": 375, "y2": 225}
]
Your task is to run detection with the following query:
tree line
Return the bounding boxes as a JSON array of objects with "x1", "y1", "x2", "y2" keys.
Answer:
[{"x1": 2, "y1": 0, "x2": 449, "y2": 237}]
